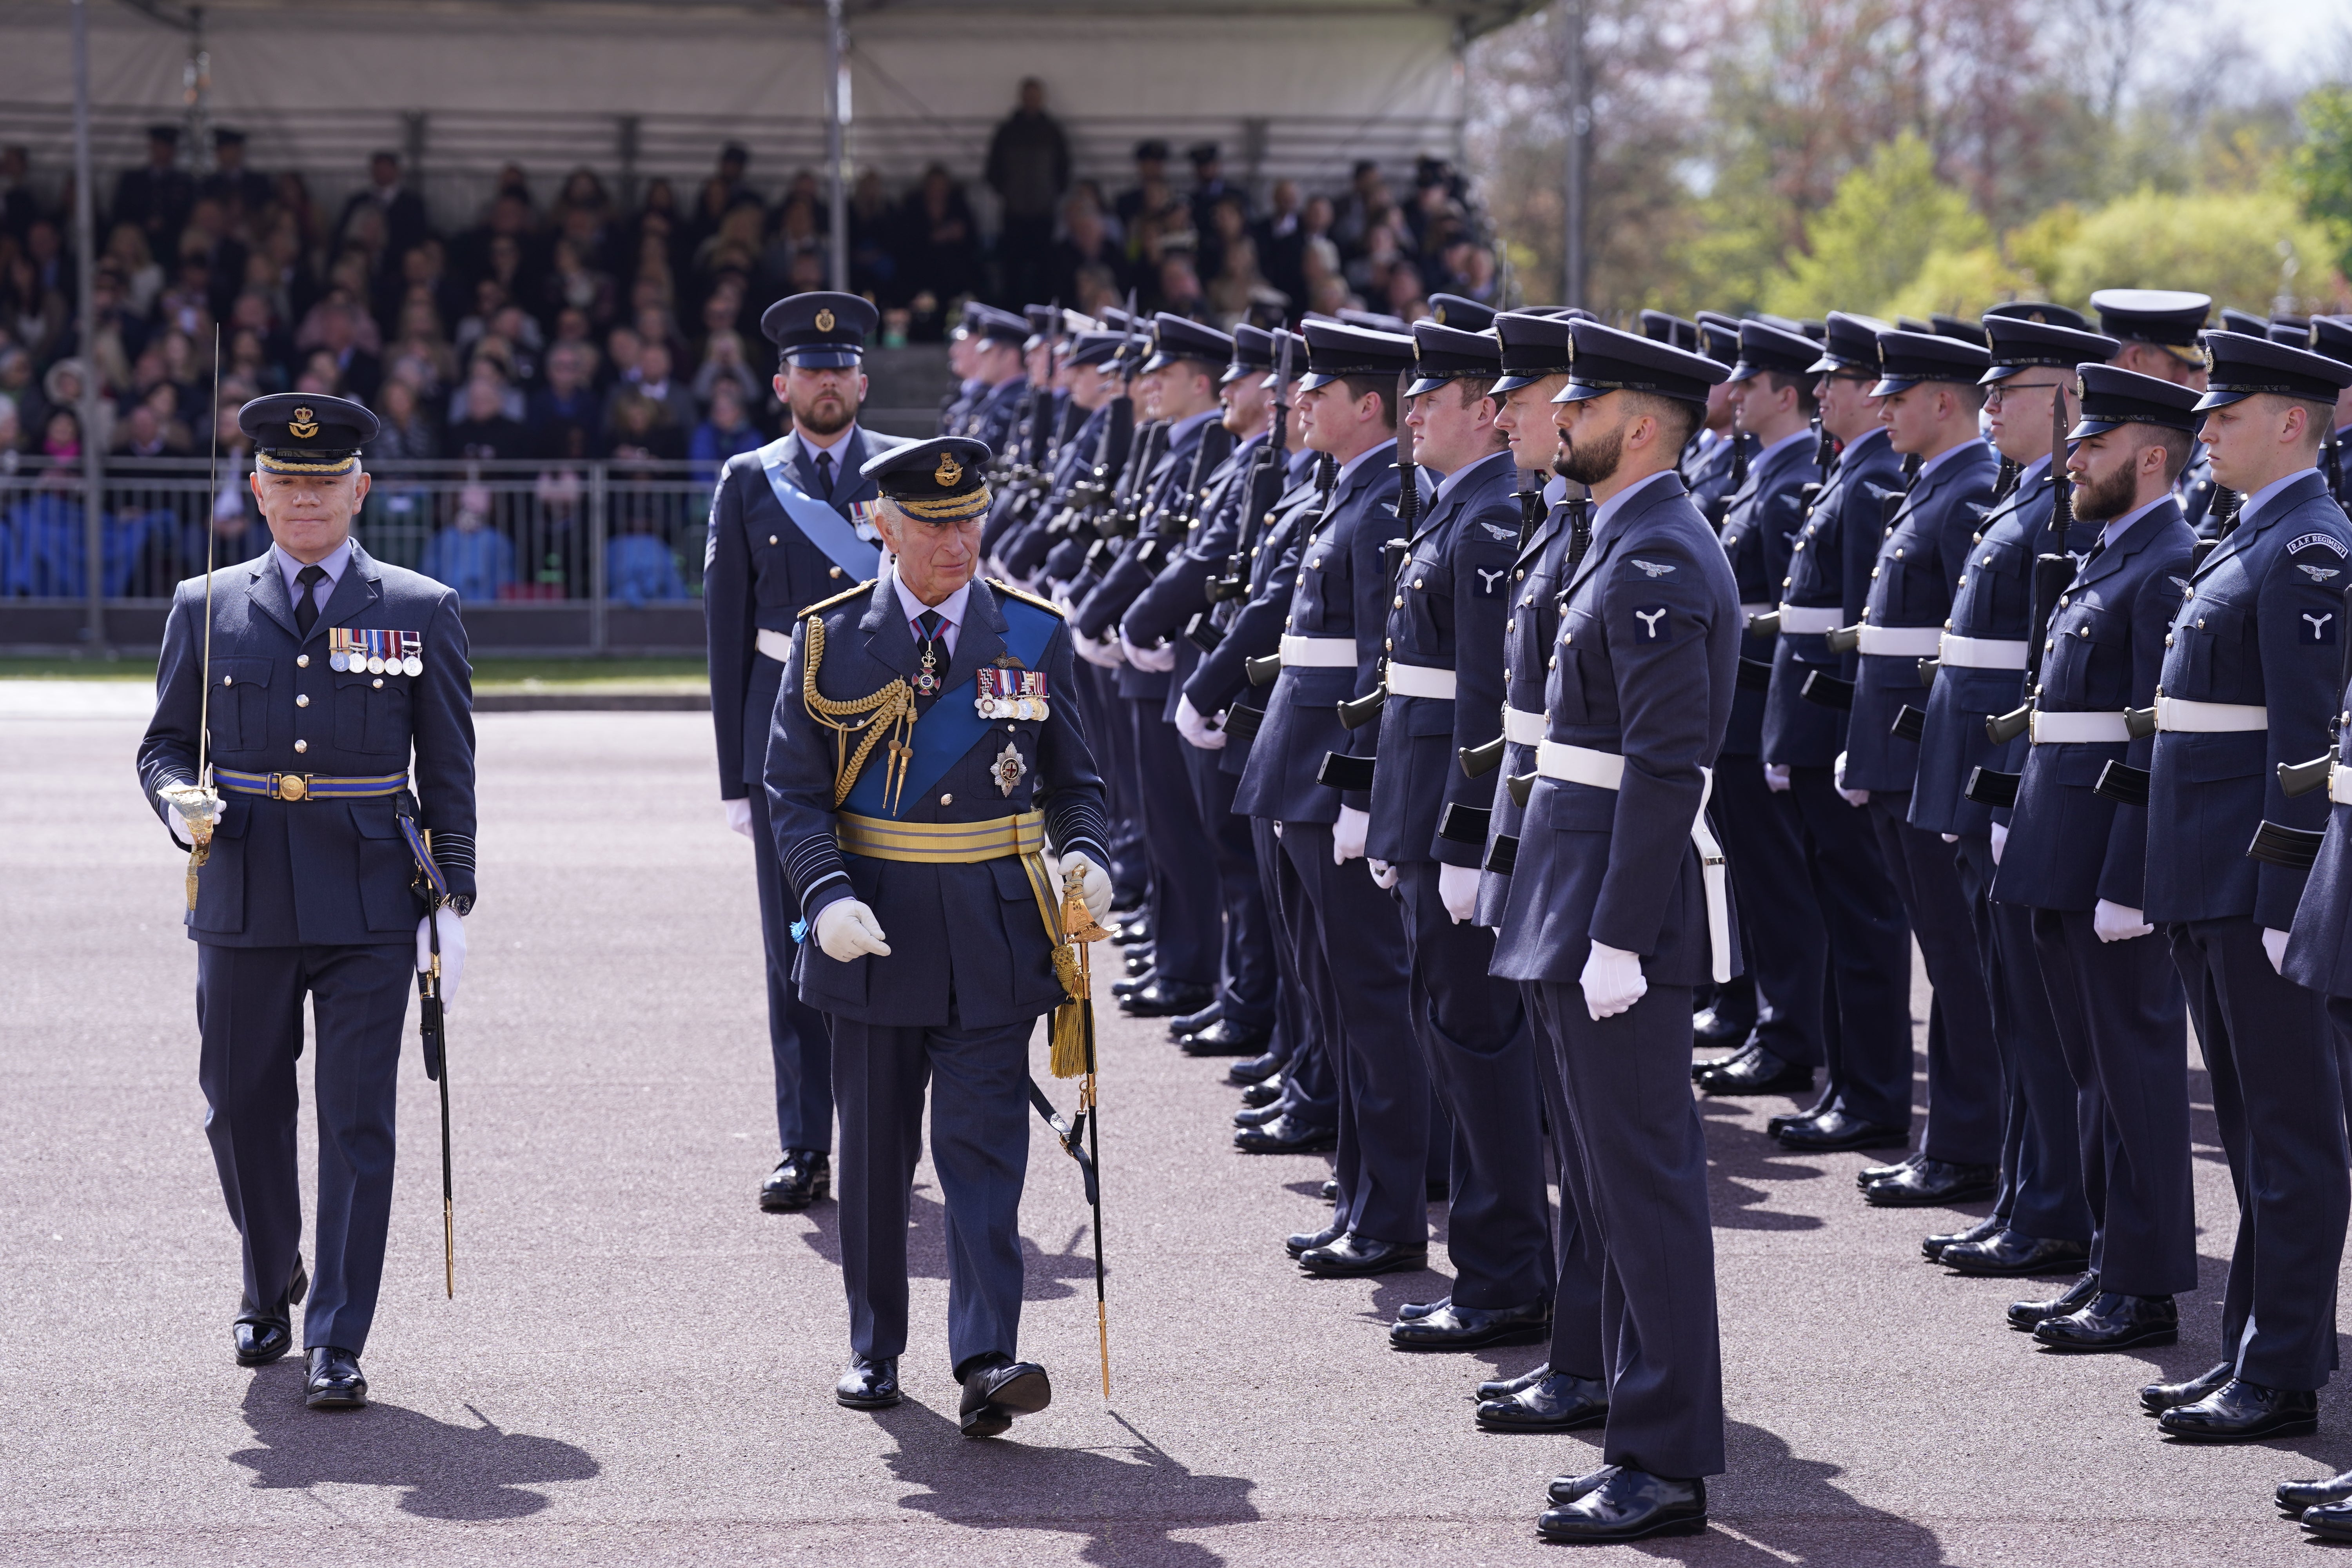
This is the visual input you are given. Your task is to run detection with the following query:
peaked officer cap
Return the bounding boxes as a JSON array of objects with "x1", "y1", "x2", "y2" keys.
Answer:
[
  {"x1": 2069, "y1": 363, "x2": 2203, "y2": 437},
  {"x1": 1727, "y1": 320, "x2": 1819, "y2": 382},
  {"x1": 1553, "y1": 319, "x2": 1731, "y2": 407},
  {"x1": 2194, "y1": 330, "x2": 2352, "y2": 412},
  {"x1": 1490, "y1": 311, "x2": 1577, "y2": 392},
  {"x1": 241, "y1": 393, "x2": 379, "y2": 475},
  {"x1": 1979, "y1": 314, "x2": 2119, "y2": 383},
  {"x1": 760, "y1": 291, "x2": 877, "y2": 369},
  {"x1": 1869, "y1": 329, "x2": 1993, "y2": 396},
  {"x1": 1297, "y1": 320, "x2": 1416, "y2": 392},
  {"x1": 2090, "y1": 289, "x2": 2212, "y2": 349},
  {"x1": 1406, "y1": 321, "x2": 1502, "y2": 397},
  {"x1": 862, "y1": 436, "x2": 994, "y2": 522},
  {"x1": 1808, "y1": 311, "x2": 1895, "y2": 374},
  {"x1": 1427, "y1": 294, "x2": 1498, "y2": 331},
  {"x1": 1142, "y1": 313, "x2": 1234, "y2": 374}
]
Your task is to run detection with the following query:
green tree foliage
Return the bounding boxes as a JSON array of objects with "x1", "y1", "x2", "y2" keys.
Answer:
[
  {"x1": 1760, "y1": 135, "x2": 1989, "y2": 318},
  {"x1": 2289, "y1": 84, "x2": 2352, "y2": 281},
  {"x1": 2038, "y1": 188, "x2": 2336, "y2": 313}
]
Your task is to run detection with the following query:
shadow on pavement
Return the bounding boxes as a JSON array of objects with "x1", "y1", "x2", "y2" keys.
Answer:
[
  {"x1": 881, "y1": 1402, "x2": 1258, "y2": 1566},
  {"x1": 792, "y1": 1179, "x2": 1103, "y2": 1302},
  {"x1": 1630, "y1": 1421, "x2": 1951, "y2": 1564},
  {"x1": 230, "y1": 1366, "x2": 598, "y2": 1519},
  {"x1": 1697, "y1": 1099, "x2": 1830, "y2": 1232}
]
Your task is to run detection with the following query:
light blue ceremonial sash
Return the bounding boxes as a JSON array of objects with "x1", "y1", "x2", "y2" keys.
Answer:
[
  {"x1": 841, "y1": 596, "x2": 1058, "y2": 820},
  {"x1": 757, "y1": 436, "x2": 881, "y2": 580}
]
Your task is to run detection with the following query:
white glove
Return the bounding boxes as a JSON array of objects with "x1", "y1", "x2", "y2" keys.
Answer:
[
  {"x1": 156, "y1": 780, "x2": 223, "y2": 847},
  {"x1": 1059, "y1": 851, "x2": 1114, "y2": 924},
  {"x1": 2264, "y1": 926, "x2": 2290, "y2": 973},
  {"x1": 1271, "y1": 820, "x2": 1283, "y2": 839},
  {"x1": 1175, "y1": 693, "x2": 1227, "y2": 751},
  {"x1": 1763, "y1": 764, "x2": 1791, "y2": 794},
  {"x1": 815, "y1": 898, "x2": 892, "y2": 962},
  {"x1": 724, "y1": 797, "x2": 754, "y2": 838},
  {"x1": 1990, "y1": 821, "x2": 2008, "y2": 865},
  {"x1": 1073, "y1": 626, "x2": 1127, "y2": 668},
  {"x1": 1332, "y1": 804, "x2": 1370, "y2": 865},
  {"x1": 1832, "y1": 751, "x2": 1868, "y2": 807},
  {"x1": 1121, "y1": 628, "x2": 1178, "y2": 672},
  {"x1": 2093, "y1": 899, "x2": 2154, "y2": 943},
  {"x1": 1580, "y1": 939, "x2": 1648, "y2": 1020},
  {"x1": 1439, "y1": 862, "x2": 1479, "y2": 923},
  {"x1": 1940, "y1": 833, "x2": 1959, "y2": 844},
  {"x1": 416, "y1": 905, "x2": 467, "y2": 1014},
  {"x1": 1367, "y1": 857, "x2": 1399, "y2": 889}
]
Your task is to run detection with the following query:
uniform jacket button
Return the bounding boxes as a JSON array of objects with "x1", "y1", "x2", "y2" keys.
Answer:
[
  {"x1": 830, "y1": 566, "x2": 844, "y2": 578},
  {"x1": 769, "y1": 535, "x2": 779, "y2": 544},
  {"x1": 1392, "y1": 596, "x2": 1404, "y2": 608},
  {"x1": 2197, "y1": 618, "x2": 2205, "y2": 628},
  {"x1": 374, "y1": 677, "x2": 385, "y2": 686},
  {"x1": 295, "y1": 654, "x2": 309, "y2": 668},
  {"x1": 1515, "y1": 570, "x2": 1524, "y2": 580},
  {"x1": 940, "y1": 793, "x2": 953, "y2": 806},
  {"x1": 296, "y1": 694, "x2": 309, "y2": 707},
  {"x1": 2165, "y1": 634, "x2": 2174, "y2": 646},
  {"x1": 221, "y1": 674, "x2": 233, "y2": 686},
  {"x1": 293, "y1": 738, "x2": 308, "y2": 753}
]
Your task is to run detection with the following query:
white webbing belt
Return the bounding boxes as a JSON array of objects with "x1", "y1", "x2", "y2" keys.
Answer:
[
  {"x1": 1739, "y1": 601, "x2": 1773, "y2": 620},
  {"x1": 1776, "y1": 604, "x2": 1842, "y2": 635},
  {"x1": 1532, "y1": 740, "x2": 1733, "y2": 984},
  {"x1": 1856, "y1": 624, "x2": 1945, "y2": 658},
  {"x1": 1939, "y1": 633, "x2": 2029, "y2": 670},
  {"x1": 756, "y1": 628, "x2": 793, "y2": 662},
  {"x1": 2155, "y1": 696, "x2": 2268, "y2": 733},
  {"x1": 2332, "y1": 764, "x2": 2352, "y2": 807},
  {"x1": 2029, "y1": 710, "x2": 2131, "y2": 744},
  {"x1": 1278, "y1": 633, "x2": 1357, "y2": 668},
  {"x1": 1503, "y1": 707, "x2": 1546, "y2": 746},
  {"x1": 1385, "y1": 663, "x2": 1457, "y2": 700}
]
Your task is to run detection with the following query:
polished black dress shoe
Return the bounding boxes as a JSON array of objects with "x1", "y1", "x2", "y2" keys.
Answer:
[
  {"x1": 1233, "y1": 1101, "x2": 1287, "y2": 1128},
  {"x1": 1773, "y1": 1107, "x2": 1908, "y2": 1152},
  {"x1": 2140, "y1": 1361, "x2": 2231, "y2": 1417},
  {"x1": 1390, "y1": 1299, "x2": 1548, "y2": 1352},
  {"x1": 1169, "y1": 1000, "x2": 1222, "y2": 1038},
  {"x1": 1861, "y1": 1151, "x2": 1922, "y2": 1189},
  {"x1": 760, "y1": 1150, "x2": 831, "y2": 1213},
  {"x1": 2306, "y1": 1500, "x2": 2352, "y2": 1541},
  {"x1": 1297, "y1": 1233, "x2": 1428, "y2": 1278},
  {"x1": 1227, "y1": 1051, "x2": 1283, "y2": 1086},
  {"x1": 1285, "y1": 1222, "x2": 1345, "y2": 1258},
  {"x1": 1111, "y1": 970, "x2": 1154, "y2": 999},
  {"x1": 2279, "y1": 1470, "x2": 2352, "y2": 1513},
  {"x1": 1690, "y1": 1040, "x2": 1755, "y2": 1083},
  {"x1": 1233, "y1": 1116, "x2": 1337, "y2": 1154},
  {"x1": 1123, "y1": 948, "x2": 1154, "y2": 977},
  {"x1": 957, "y1": 1353, "x2": 1051, "y2": 1438},
  {"x1": 1546, "y1": 1465, "x2": 1619, "y2": 1505},
  {"x1": 303, "y1": 1345, "x2": 367, "y2": 1410},
  {"x1": 1693, "y1": 990, "x2": 1756, "y2": 1045},
  {"x1": 2032, "y1": 1291, "x2": 2177, "y2": 1352},
  {"x1": 1397, "y1": 1296, "x2": 1450, "y2": 1322},
  {"x1": 1477, "y1": 1361, "x2": 1550, "y2": 1401},
  {"x1": 2007, "y1": 1271, "x2": 2099, "y2": 1331},
  {"x1": 1181, "y1": 1019, "x2": 1272, "y2": 1057},
  {"x1": 1319, "y1": 1178, "x2": 1339, "y2": 1201},
  {"x1": 1536, "y1": 1468, "x2": 1706, "y2": 1543},
  {"x1": 1940, "y1": 1230, "x2": 2090, "y2": 1278},
  {"x1": 1477, "y1": 1370, "x2": 1608, "y2": 1431},
  {"x1": 1767, "y1": 1103, "x2": 1828, "y2": 1137},
  {"x1": 2160, "y1": 1379, "x2": 2317, "y2": 1442},
  {"x1": 1109, "y1": 887, "x2": 1145, "y2": 916},
  {"x1": 233, "y1": 1254, "x2": 309, "y2": 1367},
  {"x1": 836, "y1": 1354, "x2": 901, "y2": 1409},
  {"x1": 1922, "y1": 1213, "x2": 2002, "y2": 1262},
  {"x1": 1695, "y1": 1045, "x2": 1812, "y2": 1096},
  {"x1": 1118, "y1": 978, "x2": 1216, "y2": 1018},
  {"x1": 1864, "y1": 1157, "x2": 1999, "y2": 1208},
  {"x1": 1109, "y1": 917, "x2": 1152, "y2": 946},
  {"x1": 1239, "y1": 1078, "x2": 1283, "y2": 1109}
]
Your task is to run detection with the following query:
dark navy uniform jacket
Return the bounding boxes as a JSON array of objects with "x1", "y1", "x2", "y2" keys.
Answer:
[
  {"x1": 1366, "y1": 449, "x2": 1518, "y2": 867},
  {"x1": 1232, "y1": 440, "x2": 1412, "y2": 825},
  {"x1": 764, "y1": 574, "x2": 1111, "y2": 1029},
  {"x1": 2145, "y1": 470, "x2": 2352, "y2": 929},
  {"x1": 1182, "y1": 449, "x2": 1323, "y2": 722},
  {"x1": 706, "y1": 426, "x2": 910, "y2": 798},
  {"x1": 1074, "y1": 411, "x2": 1224, "y2": 702},
  {"x1": 1000, "y1": 403, "x2": 1110, "y2": 582},
  {"x1": 967, "y1": 376, "x2": 1030, "y2": 459},
  {"x1": 136, "y1": 543, "x2": 477, "y2": 946},
  {"x1": 1907, "y1": 459, "x2": 2054, "y2": 837},
  {"x1": 1716, "y1": 430, "x2": 1815, "y2": 756},
  {"x1": 1474, "y1": 491, "x2": 1575, "y2": 927},
  {"x1": 2177, "y1": 445, "x2": 2220, "y2": 536},
  {"x1": 1845, "y1": 441, "x2": 1999, "y2": 792},
  {"x1": 1045, "y1": 417, "x2": 1162, "y2": 592},
  {"x1": 1125, "y1": 428, "x2": 1266, "y2": 720},
  {"x1": 2285, "y1": 671, "x2": 2352, "y2": 996},
  {"x1": 1684, "y1": 429, "x2": 1747, "y2": 521},
  {"x1": 1761, "y1": 427, "x2": 1901, "y2": 768},
  {"x1": 1994, "y1": 499, "x2": 2194, "y2": 911},
  {"x1": 1489, "y1": 472, "x2": 1741, "y2": 985}
]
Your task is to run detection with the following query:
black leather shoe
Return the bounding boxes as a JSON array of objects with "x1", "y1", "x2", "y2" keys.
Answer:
[
  {"x1": 1693, "y1": 990, "x2": 1755, "y2": 1046},
  {"x1": 1397, "y1": 1296, "x2": 1449, "y2": 1322},
  {"x1": 1227, "y1": 1051, "x2": 1283, "y2": 1086},
  {"x1": 1320, "y1": 1178, "x2": 1339, "y2": 1201},
  {"x1": 1861, "y1": 1151, "x2": 1922, "y2": 1189},
  {"x1": 1118, "y1": 978, "x2": 1215, "y2": 1018},
  {"x1": 1767, "y1": 1104, "x2": 1828, "y2": 1137},
  {"x1": 2033, "y1": 1291, "x2": 2177, "y2": 1352},
  {"x1": 2140, "y1": 1361, "x2": 2231, "y2": 1417},
  {"x1": 1774, "y1": 1108, "x2": 1909, "y2": 1152},
  {"x1": 1298, "y1": 1233, "x2": 1428, "y2": 1278},
  {"x1": 1390, "y1": 1299, "x2": 1548, "y2": 1352},
  {"x1": 1864, "y1": 1158, "x2": 1999, "y2": 1208},
  {"x1": 2279, "y1": 1471, "x2": 2352, "y2": 1512},
  {"x1": 1109, "y1": 917, "x2": 1152, "y2": 947},
  {"x1": 2007, "y1": 1271, "x2": 2100, "y2": 1331},
  {"x1": 1233, "y1": 1116, "x2": 1337, "y2": 1154},
  {"x1": 956, "y1": 1353, "x2": 1051, "y2": 1438},
  {"x1": 1123, "y1": 949, "x2": 1154, "y2": 977},
  {"x1": 1942, "y1": 1230, "x2": 2091, "y2": 1278},
  {"x1": 1695, "y1": 1045, "x2": 1812, "y2": 1096},
  {"x1": 1691, "y1": 1040, "x2": 1755, "y2": 1083},
  {"x1": 835, "y1": 1354, "x2": 901, "y2": 1409},
  {"x1": 1233, "y1": 1101, "x2": 1287, "y2": 1128},
  {"x1": 1239, "y1": 1079, "x2": 1283, "y2": 1109},
  {"x1": 760, "y1": 1150, "x2": 831, "y2": 1213},
  {"x1": 1285, "y1": 1222, "x2": 1345, "y2": 1258},
  {"x1": 233, "y1": 1254, "x2": 309, "y2": 1367},
  {"x1": 303, "y1": 1346, "x2": 367, "y2": 1410},
  {"x1": 1169, "y1": 1000, "x2": 1222, "y2": 1038},
  {"x1": 1181, "y1": 1019, "x2": 1272, "y2": 1057},
  {"x1": 1477, "y1": 1361, "x2": 1550, "y2": 1401},
  {"x1": 2160, "y1": 1379, "x2": 2318, "y2": 1442},
  {"x1": 2306, "y1": 1501, "x2": 2352, "y2": 1541},
  {"x1": 1109, "y1": 887, "x2": 1144, "y2": 916},
  {"x1": 1922, "y1": 1214, "x2": 2002, "y2": 1262},
  {"x1": 1112, "y1": 970, "x2": 1154, "y2": 999},
  {"x1": 1478, "y1": 1370, "x2": 1609, "y2": 1432},
  {"x1": 1536, "y1": 1468, "x2": 1706, "y2": 1543},
  {"x1": 1546, "y1": 1465, "x2": 1619, "y2": 1505}
]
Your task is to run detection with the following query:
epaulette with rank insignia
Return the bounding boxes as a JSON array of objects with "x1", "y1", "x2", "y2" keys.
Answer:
[
  {"x1": 797, "y1": 578, "x2": 875, "y2": 619},
  {"x1": 988, "y1": 577, "x2": 1065, "y2": 617}
]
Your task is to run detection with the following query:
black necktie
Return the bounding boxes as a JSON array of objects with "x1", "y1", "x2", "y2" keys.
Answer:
[
  {"x1": 294, "y1": 564, "x2": 326, "y2": 635},
  {"x1": 815, "y1": 450, "x2": 835, "y2": 495}
]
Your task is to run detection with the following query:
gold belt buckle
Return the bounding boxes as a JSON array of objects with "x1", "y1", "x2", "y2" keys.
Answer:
[{"x1": 272, "y1": 773, "x2": 312, "y2": 802}]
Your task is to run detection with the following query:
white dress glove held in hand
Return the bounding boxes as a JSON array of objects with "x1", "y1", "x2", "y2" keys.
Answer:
[
  {"x1": 1332, "y1": 805, "x2": 1370, "y2": 865},
  {"x1": 1174, "y1": 693, "x2": 1227, "y2": 751},
  {"x1": 1367, "y1": 857, "x2": 1398, "y2": 890},
  {"x1": 1833, "y1": 752, "x2": 1868, "y2": 807},
  {"x1": 1120, "y1": 628, "x2": 1178, "y2": 672},
  {"x1": 2092, "y1": 900, "x2": 2153, "y2": 943},
  {"x1": 156, "y1": 781, "x2": 223, "y2": 847},
  {"x1": 1989, "y1": 821, "x2": 2007, "y2": 865},
  {"x1": 1439, "y1": 862, "x2": 1479, "y2": 924},
  {"x1": 816, "y1": 899, "x2": 893, "y2": 962},
  {"x1": 416, "y1": 906, "x2": 466, "y2": 1014},
  {"x1": 1580, "y1": 940, "x2": 1648, "y2": 1021},
  {"x1": 724, "y1": 798, "x2": 754, "y2": 838},
  {"x1": 1073, "y1": 626, "x2": 1126, "y2": 669},
  {"x1": 1058, "y1": 851, "x2": 1115, "y2": 923},
  {"x1": 2264, "y1": 926, "x2": 2290, "y2": 973},
  {"x1": 1762, "y1": 764, "x2": 1791, "y2": 794}
]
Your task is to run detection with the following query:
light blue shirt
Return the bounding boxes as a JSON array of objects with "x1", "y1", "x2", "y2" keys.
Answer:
[
  {"x1": 891, "y1": 568, "x2": 972, "y2": 659},
  {"x1": 271, "y1": 538, "x2": 352, "y2": 607},
  {"x1": 1430, "y1": 447, "x2": 1514, "y2": 510},
  {"x1": 2236, "y1": 465, "x2": 2322, "y2": 532},
  {"x1": 2098, "y1": 494, "x2": 2172, "y2": 551},
  {"x1": 1589, "y1": 468, "x2": 1681, "y2": 535},
  {"x1": 1913, "y1": 436, "x2": 1979, "y2": 482}
]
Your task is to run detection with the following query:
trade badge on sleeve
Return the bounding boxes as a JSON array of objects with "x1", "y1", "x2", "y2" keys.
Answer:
[
  {"x1": 2301, "y1": 609, "x2": 2338, "y2": 646},
  {"x1": 1632, "y1": 604, "x2": 1670, "y2": 640},
  {"x1": 976, "y1": 666, "x2": 1051, "y2": 722},
  {"x1": 991, "y1": 741, "x2": 1028, "y2": 797}
]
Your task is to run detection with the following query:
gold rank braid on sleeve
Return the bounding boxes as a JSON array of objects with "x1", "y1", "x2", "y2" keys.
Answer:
[{"x1": 800, "y1": 613, "x2": 917, "y2": 811}]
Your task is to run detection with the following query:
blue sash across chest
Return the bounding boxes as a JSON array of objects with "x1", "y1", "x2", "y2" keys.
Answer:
[
  {"x1": 841, "y1": 599, "x2": 1058, "y2": 818},
  {"x1": 757, "y1": 436, "x2": 882, "y2": 580}
]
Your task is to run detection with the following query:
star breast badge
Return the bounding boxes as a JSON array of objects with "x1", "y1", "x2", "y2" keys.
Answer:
[{"x1": 991, "y1": 741, "x2": 1027, "y2": 797}]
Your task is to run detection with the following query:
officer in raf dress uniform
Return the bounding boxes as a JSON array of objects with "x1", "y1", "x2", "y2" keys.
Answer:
[
  {"x1": 2089, "y1": 290, "x2": 2217, "y2": 531},
  {"x1": 705, "y1": 291, "x2": 913, "y2": 1214},
  {"x1": 1814, "y1": 331, "x2": 2002, "y2": 1184},
  {"x1": 995, "y1": 330, "x2": 1123, "y2": 586},
  {"x1": 763, "y1": 435, "x2": 1115, "y2": 1435},
  {"x1": 1754, "y1": 312, "x2": 1915, "y2": 1160},
  {"x1": 136, "y1": 393, "x2": 475, "y2": 1412},
  {"x1": 1485, "y1": 321, "x2": 1735, "y2": 1544},
  {"x1": 1361, "y1": 319, "x2": 1552, "y2": 1354},
  {"x1": 1903, "y1": 313, "x2": 2114, "y2": 1255},
  {"x1": 961, "y1": 304, "x2": 1036, "y2": 459},
  {"x1": 2130, "y1": 333, "x2": 2352, "y2": 1443}
]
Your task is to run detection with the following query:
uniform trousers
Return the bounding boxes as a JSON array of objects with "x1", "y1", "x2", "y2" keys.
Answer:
[
  {"x1": 1953, "y1": 836, "x2": 2091, "y2": 1243},
  {"x1": 1256, "y1": 815, "x2": 1337, "y2": 1128},
  {"x1": 1707, "y1": 755, "x2": 1826, "y2": 1067},
  {"x1": 2172, "y1": 918, "x2": 2348, "y2": 1388},
  {"x1": 831, "y1": 1012, "x2": 1034, "y2": 1377},
  {"x1": 196, "y1": 940, "x2": 412, "y2": 1356},
  {"x1": 1279, "y1": 821, "x2": 1428, "y2": 1246},
  {"x1": 748, "y1": 784, "x2": 835, "y2": 1153},
  {"x1": 1867, "y1": 791, "x2": 2000, "y2": 1163},
  {"x1": 1074, "y1": 662, "x2": 1148, "y2": 907},
  {"x1": 1528, "y1": 984, "x2": 1606, "y2": 1380},
  {"x1": 1183, "y1": 741, "x2": 1276, "y2": 1033},
  {"x1": 1786, "y1": 768, "x2": 1913, "y2": 1128},
  {"x1": 1129, "y1": 700, "x2": 1220, "y2": 988},
  {"x1": 1531, "y1": 980, "x2": 1725, "y2": 1479},
  {"x1": 1392, "y1": 861, "x2": 1550, "y2": 1308},
  {"x1": 2028, "y1": 908, "x2": 2194, "y2": 1297}
]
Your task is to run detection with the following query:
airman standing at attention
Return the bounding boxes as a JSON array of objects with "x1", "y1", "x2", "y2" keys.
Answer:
[{"x1": 2088, "y1": 290, "x2": 2216, "y2": 530}]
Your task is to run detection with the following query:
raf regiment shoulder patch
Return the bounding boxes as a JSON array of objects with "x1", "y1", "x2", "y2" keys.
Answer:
[
  {"x1": 2301, "y1": 608, "x2": 2338, "y2": 645},
  {"x1": 797, "y1": 579, "x2": 874, "y2": 617},
  {"x1": 977, "y1": 666, "x2": 1051, "y2": 722},
  {"x1": 2289, "y1": 532, "x2": 2351, "y2": 559},
  {"x1": 987, "y1": 577, "x2": 1065, "y2": 617}
]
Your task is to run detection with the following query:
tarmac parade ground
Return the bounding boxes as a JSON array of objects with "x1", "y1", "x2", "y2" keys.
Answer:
[{"x1": 5, "y1": 704, "x2": 2350, "y2": 1565}]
